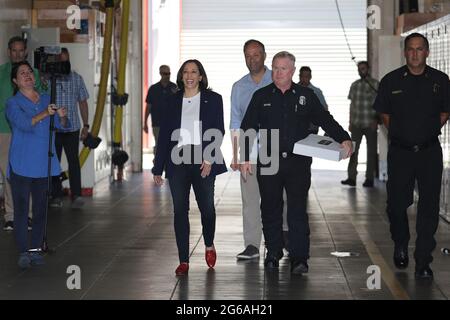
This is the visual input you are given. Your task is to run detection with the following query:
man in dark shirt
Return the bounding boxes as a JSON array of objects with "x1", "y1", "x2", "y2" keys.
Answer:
[
  {"x1": 144, "y1": 65, "x2": 177, "y2": 155},
  {"x1": 373, "y1": 33, "x2": 450, "y2": 279},
  {"x1": 298, "y1": 66, "x2": 329, "y2": 135},
  {"x1": 240, "y1": 51, "x2": 353, "y2": 274}
]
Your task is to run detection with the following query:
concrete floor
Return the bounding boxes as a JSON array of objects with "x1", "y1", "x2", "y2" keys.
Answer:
[{"x1": 1, "y1": 169, "x2": 450, "y2": 300}]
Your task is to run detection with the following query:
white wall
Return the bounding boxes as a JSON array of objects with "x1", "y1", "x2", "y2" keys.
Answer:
[
  {"x1": 145, "y1": 0, "x2": 181, "y2": 153},
  {"x1": 0, "y1": 0, "x2": 32, "y2": 64},
  {"x1": 149, "y1": 0, "x2": 180, "y2": 84},
  {"x1": 377, "y1": 35, "x2": 402, "y2": 181},
  {"x1": 127, "y1": 0, "x2": 143, "y2": 172}
]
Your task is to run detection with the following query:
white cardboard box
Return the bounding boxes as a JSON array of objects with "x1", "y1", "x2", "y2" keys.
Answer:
[{"x1": 293, "y1": 134, "x2": 350, "y2": 161}]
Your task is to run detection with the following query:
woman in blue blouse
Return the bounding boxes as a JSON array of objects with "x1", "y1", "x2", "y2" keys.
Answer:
[
  {"x1": 152, "y1": 60, "x2": 227, "y2": 276},
  {"x1": 6, "y1": 61, "x2": 68, "y2": 269}
]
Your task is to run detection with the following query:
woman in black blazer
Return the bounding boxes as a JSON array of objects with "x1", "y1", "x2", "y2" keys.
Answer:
[{"x1": 152, "y1": 59, "x2": 227, "y2": 276}]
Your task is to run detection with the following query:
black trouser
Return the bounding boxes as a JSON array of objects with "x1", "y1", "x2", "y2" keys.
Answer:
[
  {"x1": 257, "y1": 155, "x2": 312, "y2": 261},
  {"x1": 348, "y1": 125, "x2": 377, "y2": 181},
  {"x1": 386, "y1": 143, "x2": 442, "y2": 267},
  {"x1": 168, "y1": 163, "x2": 216, "y2": 264},
  {"x1": 52, "y1": 130, "x2": 81, "y2": 198}
]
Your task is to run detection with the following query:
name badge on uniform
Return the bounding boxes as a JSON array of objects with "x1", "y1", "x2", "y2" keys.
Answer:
[
  {"x1": 391, "y1": 90, "x2": 402, "y2": 94},
  {"x1": 433, "y1": 83, "x2": 440, "y2": 93},
  {"x1": 299, "y1": 96, "x2": 306, "y2": 105},
  {"x1": 263, "y1": 103, "x2": 271, "y2": 107}
]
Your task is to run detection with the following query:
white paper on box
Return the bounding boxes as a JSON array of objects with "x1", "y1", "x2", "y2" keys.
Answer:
[{"x1": 293, "y1": 134, "x2": 351, "y2": 161}]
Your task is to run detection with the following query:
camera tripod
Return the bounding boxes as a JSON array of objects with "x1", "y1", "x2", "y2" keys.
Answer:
[{"x1": 41, "y1": 72, "x2": 58, "y2": 254}]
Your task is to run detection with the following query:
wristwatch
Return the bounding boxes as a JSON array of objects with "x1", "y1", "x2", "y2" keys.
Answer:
[{"x1": 83, "y1": 124, "x2": 90, "y2": 129}]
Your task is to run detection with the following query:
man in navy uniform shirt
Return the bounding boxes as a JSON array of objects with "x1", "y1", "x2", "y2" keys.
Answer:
[
  {"x1": 373, "y1": 33, "x2": 450, "y2": 279},
  {"x1": 144, "y1": 65, "x2": 177, "y2": 155},
  {"x1": 240, "y1": 51, "x2": 353, "y2": 274}
]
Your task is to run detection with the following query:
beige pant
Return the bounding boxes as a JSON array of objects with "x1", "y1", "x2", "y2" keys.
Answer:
[
  {"x1": 152, "y1": 126, "x2": 160, "y2": 155},
  {"x1": 0, "y1": 133, "x2": 14, "y2": 221},
  {"x1": 241, "y1": 164, "x2": 288, "y2": 249},
  {"x1": 282, "y1": 189, "x2": 288, "y2": 231},
  {"x1": 0, "y1": 133, "x2": 32, "y2": 222}
]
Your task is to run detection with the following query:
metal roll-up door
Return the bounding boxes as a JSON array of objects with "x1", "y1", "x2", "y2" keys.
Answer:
[{"x1": 181, "y1": 0, "x2": 367, "y2": 169}]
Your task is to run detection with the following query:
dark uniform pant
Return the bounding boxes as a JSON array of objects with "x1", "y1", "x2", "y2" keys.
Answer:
[
  {"x1": 257, "y1": 155, "x2": 312, "y2": 261},
  {"x1": 387, "y1": 143, "x2": 442, "y2": 266}
]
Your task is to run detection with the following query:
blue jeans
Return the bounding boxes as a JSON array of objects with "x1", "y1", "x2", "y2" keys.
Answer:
[
  {"x1": 9, "y1": 170, "x2": 47, "y2": 253},
  {"x1": 169, "y1": 163, "x2": 216, "y2": 263}
]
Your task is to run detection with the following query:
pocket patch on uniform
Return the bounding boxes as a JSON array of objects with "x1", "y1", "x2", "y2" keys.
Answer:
[{"x1": 299, "y1": 96, "x2": 306, "y2": 105}]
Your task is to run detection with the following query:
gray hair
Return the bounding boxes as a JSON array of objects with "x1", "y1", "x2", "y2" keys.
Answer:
[{"x1": 272, "y1": 51, "x2": 296, "y2": 65}]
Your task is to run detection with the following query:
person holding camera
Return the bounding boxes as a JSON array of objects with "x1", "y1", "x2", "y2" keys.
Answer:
[
  {"x1": 0, "y1": 36, "x2": 42, "y2": 231},
  {"x1": 49, "y1": 48, "x2": 89, "y2": 209},
  {"x1": 6, "y1": 61, "x2": 68, "y2": 268}
]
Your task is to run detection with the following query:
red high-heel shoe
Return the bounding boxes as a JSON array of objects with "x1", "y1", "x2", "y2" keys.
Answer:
[
  {"x1": 205, "y1": 247, "x2": 216, "y2": 268},
  {"x1": 175, "y1": 262, "x2": 189, "y2": 276}
]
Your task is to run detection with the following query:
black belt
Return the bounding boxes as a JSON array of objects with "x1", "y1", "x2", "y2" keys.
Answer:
[{"x1": 390, "y1": 138, "x2": 439, "y2": 152}]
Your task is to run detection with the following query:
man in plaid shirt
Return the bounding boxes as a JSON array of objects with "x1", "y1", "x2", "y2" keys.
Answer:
[
  {"x1": 341, "y1": 61, "x2": 379, "y2": 188},
  {"x1": 50, "y1": 48, "x2": 89, "y2": 208}
]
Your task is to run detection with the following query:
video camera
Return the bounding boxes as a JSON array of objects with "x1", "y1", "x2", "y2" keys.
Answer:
[{"x1": 34, "y1": 46, "x2": 71, "y2": 75}]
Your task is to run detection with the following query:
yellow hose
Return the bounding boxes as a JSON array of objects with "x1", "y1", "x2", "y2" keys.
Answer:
[
  {"x1": 113, "y1": 0, "x2": 130, "y2": 145},
  {"x1": 78, "y1": 0, "x2": 116, "y2": 168}
]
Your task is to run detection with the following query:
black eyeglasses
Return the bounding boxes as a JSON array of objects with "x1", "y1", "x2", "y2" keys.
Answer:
[{"x1": 161, "y1": 72, "x2": 170, "y2": 76}]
